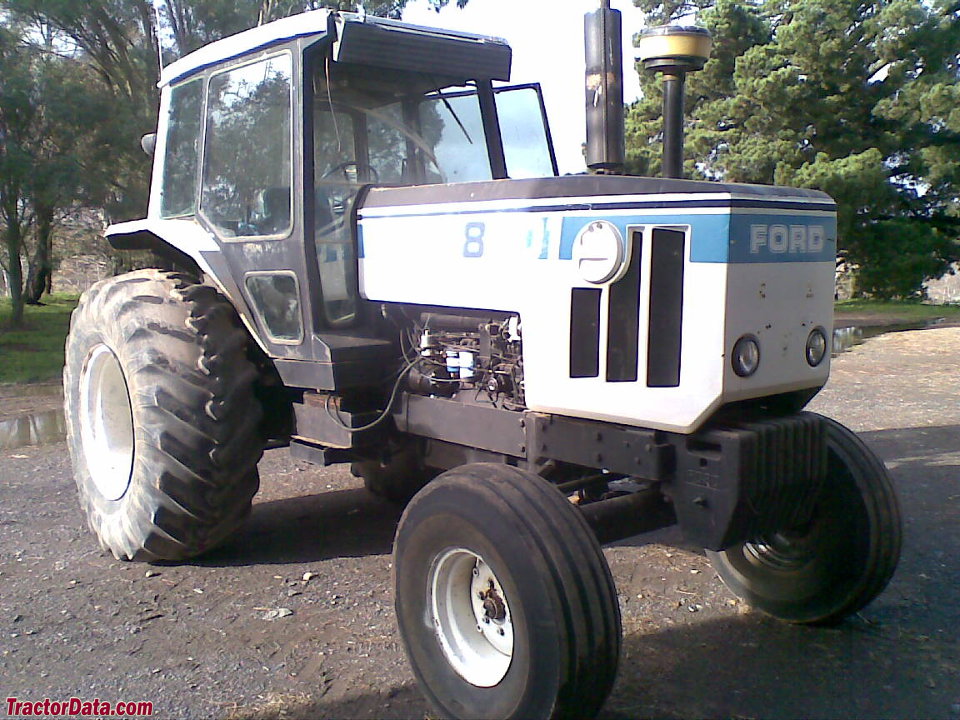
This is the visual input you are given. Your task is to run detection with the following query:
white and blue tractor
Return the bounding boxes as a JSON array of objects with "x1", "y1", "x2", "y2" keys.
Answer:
[{"x1": 63, "y1": 8, "x2": 901, "y2": 719}]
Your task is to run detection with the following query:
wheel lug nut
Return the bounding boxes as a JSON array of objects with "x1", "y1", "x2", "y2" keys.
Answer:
[{"x1": 498, "y1": 628, "x2": 505, "y2": 636}]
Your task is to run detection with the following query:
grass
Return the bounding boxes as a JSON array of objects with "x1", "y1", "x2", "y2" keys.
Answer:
[
  {"x1": 0, "y1": 294, "x2": 79, "y2": 385},
  {"x1": 834, "y1": 299, "x2": 960, "y2": 323}
]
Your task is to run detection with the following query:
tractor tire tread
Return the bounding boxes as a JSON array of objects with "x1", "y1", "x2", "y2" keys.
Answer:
[{"x1": 65, "y1": 269, "x2": 263, "y2": 562}]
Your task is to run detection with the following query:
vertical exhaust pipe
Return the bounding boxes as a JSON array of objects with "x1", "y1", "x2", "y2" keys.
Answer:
[
  {"x1": 637, "y1": 26, "x2": 712, "y2": 178},
  {"x1": 584, "y1": 0, "x2": 625, "y2": 174}
]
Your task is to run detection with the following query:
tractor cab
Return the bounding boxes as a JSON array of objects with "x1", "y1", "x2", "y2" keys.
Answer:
[{"x1": 112, "y1": 11, "x2": 556, "y2": 386}]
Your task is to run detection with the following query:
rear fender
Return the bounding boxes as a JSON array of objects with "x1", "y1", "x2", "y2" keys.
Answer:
[{"x1": 106, "y1": 218, "x2": 269, "y2": 354}]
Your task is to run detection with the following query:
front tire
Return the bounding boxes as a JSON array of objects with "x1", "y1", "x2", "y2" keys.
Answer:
[
  {"x1": 394, "y1": 463, "x2": 621, "y2": 720},
  {"x1": 707, "y1": 415, "x2": 902, "y2": 624},
  {"x1": 64, "y1": 270, "x2": 263, "y2": 561}
]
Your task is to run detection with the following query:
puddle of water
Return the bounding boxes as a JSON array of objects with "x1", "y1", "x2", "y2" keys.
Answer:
[
  {"x1": 0, "y1": 409, "x2": 66, "y2": 451},
  {"x1": 832, "y1": 326, "x2": 865, "y2": 355},
  {"x1": 832, "y1": 321, "x2": 932, "y2": 356}
]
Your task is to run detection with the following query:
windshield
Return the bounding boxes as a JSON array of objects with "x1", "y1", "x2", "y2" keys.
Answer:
[
  {"x1": 311, "y1": 75, "x2": 555, "y2": 187},
  {"x1": 313, "y1": 92, "x2": 485, "y2": 186}
]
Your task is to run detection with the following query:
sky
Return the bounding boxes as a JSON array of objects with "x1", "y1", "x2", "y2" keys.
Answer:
[{"x1": 399, "y1": 0, "x2": 649, "y2": 174}]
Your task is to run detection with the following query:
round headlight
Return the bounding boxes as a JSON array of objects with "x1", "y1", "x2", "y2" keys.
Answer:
[
  {"x1": 806, "y1": 327, "x2": 828, "y2": 367},
  {"x1": 573, "y1": 221, "x2": 626, "y2": 284},
  {"x1": 732, "y1": 335, "x2": 760, "y2": 377}
]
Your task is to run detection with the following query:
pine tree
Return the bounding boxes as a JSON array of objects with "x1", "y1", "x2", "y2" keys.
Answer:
[{"x1": 628, "y1": 0, "x2": 960, "y2": 297}]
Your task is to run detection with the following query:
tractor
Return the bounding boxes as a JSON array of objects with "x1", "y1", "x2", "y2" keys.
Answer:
[{"x1": 63, "y1": 7, "x2": 901, "y2": 719}]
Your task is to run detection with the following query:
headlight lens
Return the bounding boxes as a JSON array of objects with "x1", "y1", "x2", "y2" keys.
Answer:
[
  {"x1": 573, "y1": 220, "x2": 626, "y2": 284},
  {"x1": 806, "y1": 327, "x2": 828, "y2": 367},
  {"x1": 732, "y1": 335, "x2": 760, "y2": 377}
]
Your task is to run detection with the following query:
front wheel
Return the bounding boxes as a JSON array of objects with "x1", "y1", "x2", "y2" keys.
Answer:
[
  {"x1": 707, "y1": 415, "x2": 902, "y2": 624},
  {"x1": 394, "y1": 463, "x2": 621, "y2": 720}
]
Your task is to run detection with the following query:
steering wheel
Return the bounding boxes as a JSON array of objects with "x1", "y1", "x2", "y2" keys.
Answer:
[
  {"x1": 321, "y1": 160, "x2": 358, "y2": 182},
  {"x1": 320, "y1": 160, "x2": 382, "y2": 184}
]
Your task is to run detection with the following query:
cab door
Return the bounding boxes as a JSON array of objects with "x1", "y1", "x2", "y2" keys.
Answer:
[{"x1": 197, "y1": 48, "x2": 319, "y2": 361}]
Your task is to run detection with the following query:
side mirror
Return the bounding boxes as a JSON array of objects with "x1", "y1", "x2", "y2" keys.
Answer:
[{"x1": 141, "y1": 133, "x2": 157, "y2": 157}]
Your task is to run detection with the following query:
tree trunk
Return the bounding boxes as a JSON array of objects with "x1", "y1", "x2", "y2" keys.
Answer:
[
  {"x1": 4, "y1": 217, "x2": 25, "y2": 327},
  {"x1": 26, "y1": 204, "x2": 55, "y2": 305}
]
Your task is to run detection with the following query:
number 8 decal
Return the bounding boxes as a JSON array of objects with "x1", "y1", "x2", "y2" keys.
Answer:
[{"x1": 464, "y1": 222, "x2": 485, "y2": 258}]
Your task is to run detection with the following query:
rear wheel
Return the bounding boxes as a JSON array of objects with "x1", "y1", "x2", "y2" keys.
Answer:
[
  {"x1": 64, "y1": 270, "x2": 263, "y2": 561},
  {"x1": 394, "y1": 463, "x2": 621, "y2": 719},
  {"x1": 707, "y1": 415, "x2": 902, "y2": 624}
]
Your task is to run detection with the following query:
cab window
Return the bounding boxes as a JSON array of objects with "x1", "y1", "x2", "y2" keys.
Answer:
[
  {"x1": 313, "y1": 107, "x2": 360, "y2": 327},
  {"x1": 418, "y1": 92, "x2": 490, "y2": 183},
  {"x1": 160, "y1": 77, "x2": 203, "y2": 218},
  {"x1": 201, "y1": 53, "x2": 293, "y2": 239},
  {"x1": 496, "y1": 85, "x2": 557, "y2": 179}
]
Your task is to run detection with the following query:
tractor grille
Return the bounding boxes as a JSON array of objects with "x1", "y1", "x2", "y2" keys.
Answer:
[{"x1": 568, "y1": 227, "x2": 685, "y2": 386}]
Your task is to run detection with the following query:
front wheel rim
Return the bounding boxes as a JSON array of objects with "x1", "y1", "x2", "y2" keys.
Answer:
[
  {"x1": 79, "y1": 344, "x2": 135, "y2": 501},
  {"x1": 742, "y1": 526, "x2": 819, "y2": 571},
  {"x1": 430, "y1": 547, "x2": 514, "y2": 687}
]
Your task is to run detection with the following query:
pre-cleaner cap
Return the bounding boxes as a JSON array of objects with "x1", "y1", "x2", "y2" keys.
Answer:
[{"x1": 637, "y1": 25, "x2": 712, "y2": 73}]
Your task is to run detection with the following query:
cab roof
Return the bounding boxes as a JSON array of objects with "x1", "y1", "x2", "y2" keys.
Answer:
[{"x1": 159, "y1": 10, "x2": 512, "y2": 88}]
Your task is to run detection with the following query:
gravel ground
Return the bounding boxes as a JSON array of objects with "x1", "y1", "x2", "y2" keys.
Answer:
[{"x1": 1, "y1": 327, "x2": 958, "y2": 719}]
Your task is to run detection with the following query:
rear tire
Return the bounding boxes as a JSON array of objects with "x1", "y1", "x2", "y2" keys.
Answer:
[
  {"x1": 64, "y1": 270, "x2": 263, "y2": 561},
  {"x1": 707, "y1": 415, "x2": 902, "y2": 624},
  {"x1": 394, "y1": 463, "x2": 621, "y2": 719}
]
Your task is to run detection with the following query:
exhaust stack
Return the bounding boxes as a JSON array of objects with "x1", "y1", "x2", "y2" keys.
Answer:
[
  {"x1": 584, "y1": 1, "x2": 625, "y2": 174},
  {"x1": 637, "y1": 25, "x2": 712, "y2": 178}
]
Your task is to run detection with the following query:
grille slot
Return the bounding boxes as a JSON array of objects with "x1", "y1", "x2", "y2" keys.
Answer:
[
  {"x1": 569, "y1": 287, "x2": 601, "y2": 378},
  {"x1": 646, "y1": 228, "x2": 685, "y2": 387},
  {"x1": 605, "y1": 230, "x2": 643, "y2": 382}
]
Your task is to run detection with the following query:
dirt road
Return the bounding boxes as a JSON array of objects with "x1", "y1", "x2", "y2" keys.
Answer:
[{"x1": 1, "y1": 328, "x2": 958, "y2": 719}]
